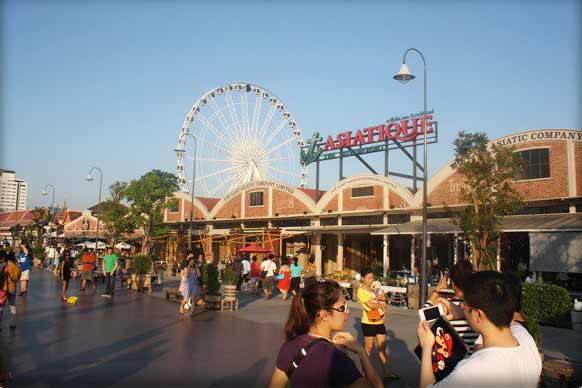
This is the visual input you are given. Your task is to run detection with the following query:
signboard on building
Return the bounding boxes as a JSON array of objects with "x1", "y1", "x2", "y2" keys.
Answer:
[{"x1": 301, "y1": 110, "x2": 438, "y2": 166}]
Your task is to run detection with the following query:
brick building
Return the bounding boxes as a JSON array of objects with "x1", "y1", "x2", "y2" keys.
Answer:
[{"x1": 160, "y1": 128, "x2": 582, "y2": 286}]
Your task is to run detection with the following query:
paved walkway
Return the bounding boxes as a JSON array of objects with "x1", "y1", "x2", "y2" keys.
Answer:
[{"x1": 1, "y1": 270, "x2": 580, "y2": 387}]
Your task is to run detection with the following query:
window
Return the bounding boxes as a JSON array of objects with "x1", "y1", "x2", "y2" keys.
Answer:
[
  {"x1": 516, "y1": 148, "x2": 550, "y2": 180},
  {"x1": 168, "y1": 202, "x2": 179, "y2": 213},
  {"x1": 351, "y1": 186, "x2": 374, "y2": 198},
  {"x1": 342, "y1": 215, "x2": 384, "y2": 225},
  {"x1": 249, "y1": 191, "x2": 264, "y2": 207}
]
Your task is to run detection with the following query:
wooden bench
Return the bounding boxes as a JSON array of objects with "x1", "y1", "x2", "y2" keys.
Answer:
[{"x1": 165, "y1": 288, "x2": 183, "y2": 302}]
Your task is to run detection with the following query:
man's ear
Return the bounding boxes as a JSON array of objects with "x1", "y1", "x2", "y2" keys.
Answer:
[{"x1": 475, "y1": 308, "x2": 485, "y2": 324}]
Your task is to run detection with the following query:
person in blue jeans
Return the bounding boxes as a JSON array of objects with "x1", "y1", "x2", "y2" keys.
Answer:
[
  {"x1": 102, "y1": 248, "x2": 119, "y2": 298},
  {"x1": 17, "y1": 243, "x2": 32, "y2": 296},
  {"x1": 289, "y1": 257, "x2": 302, "y2": 296}
]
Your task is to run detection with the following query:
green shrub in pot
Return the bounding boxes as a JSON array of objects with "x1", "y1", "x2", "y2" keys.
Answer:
[{"x1": 222, "y1": 268, "x2": 239, "y2": 286}]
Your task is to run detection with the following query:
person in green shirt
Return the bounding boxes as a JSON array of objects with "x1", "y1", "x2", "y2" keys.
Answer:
[{"x1": 102, "y1": 248, "x2": 119, "y2": 298}]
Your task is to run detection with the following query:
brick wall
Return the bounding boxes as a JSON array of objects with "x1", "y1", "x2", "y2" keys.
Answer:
[
  {"x1": 389, "y1": 190, "x2": 409, "y2": 208},
  {"x1": 342, "y1": 185, "x2": 384, "y2": 211},
  {"x1": 215, "y1": 194, "x2": 242, "y2": 219},
  {"x1": 245, "y1": 189, "x2": 268, "y2": 218},
  {"x1": 512, "y1": 142, "x2": 569, "y2": 199},
  {"x1": 428, "y1": 171, "x2": 467, "y2": 206},
  {"x1": 272, "y1": 189, "x2": 310, "y2": 216},
  {"x1": 576, "y1": 143, "x2": 582, "y2": 197}
]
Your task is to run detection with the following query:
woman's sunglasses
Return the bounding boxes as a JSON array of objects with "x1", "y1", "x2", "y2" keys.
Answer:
[{"x1": 329, "y1": 301, "x2": 349, "y2": 313}]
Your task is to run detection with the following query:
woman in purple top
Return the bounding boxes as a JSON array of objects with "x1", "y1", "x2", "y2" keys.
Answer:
[{"x1": 269, "y1": 280, "x2": 382, "y2": 388}]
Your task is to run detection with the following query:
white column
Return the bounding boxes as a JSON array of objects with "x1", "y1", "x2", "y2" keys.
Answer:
[
  {"x1": 313, "y1": 232, "x2": 322, "y2": 276},
  {"x1": 496, "y1": 238, "x2": 501, "y2": 271},
  {"x1": 268, "y1": 187, "x2": 273, "y2": 217},
  {"x1": 410, "y1": 235, "x2": 416, "y2": 271},
  {"x1": 337, "y1": 232, "x2": 344, "y2": 271},
  {"x1": 240, "y1": 193, "x2": 246, "y2": 219},
  {"x1": 453, "y1": 233, "x2": 459, "y2": 264},
  {"x1": 383, "y1": 235, "x2": 389, "y2": 277}
]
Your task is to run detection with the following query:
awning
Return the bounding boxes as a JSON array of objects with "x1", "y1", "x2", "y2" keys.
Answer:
[
  {"x1": 285, "y1": 225, "x2": 386, "y2": 234},
  {"x1": 372, "y1": 213, "x2": 582, "y2": 235}
]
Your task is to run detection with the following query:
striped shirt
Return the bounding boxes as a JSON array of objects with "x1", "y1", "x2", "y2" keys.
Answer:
[{"x1": 424, "y1": 299, "x2": 479, "y2": 354}]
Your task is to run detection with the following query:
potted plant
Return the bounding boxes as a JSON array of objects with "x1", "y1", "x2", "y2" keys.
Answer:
[
  {"x1": 131, "y1": 254, "x2": 153, "y2": 292},
  {"x1": 222, "y1": 269, "x2": 239, "y2": 295},
  {"x1": 203, "y1": 264, "x2": 221, "y2": 309}
]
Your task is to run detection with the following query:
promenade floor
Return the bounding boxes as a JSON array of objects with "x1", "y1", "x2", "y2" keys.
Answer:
[{"x1": 1, "y1": 270, "x2": 579, "y2": 387}]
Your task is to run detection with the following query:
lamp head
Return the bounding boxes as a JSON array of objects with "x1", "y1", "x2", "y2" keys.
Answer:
[
  {"x1": 393, "y1": 63, "x2": 415, "y2": 83},
  {"x1": 85, "y1": 174, "x2": 94, "y2": 182},
  {"x1": 42, "y1": 190, "x2": 48, "y2": 196}
]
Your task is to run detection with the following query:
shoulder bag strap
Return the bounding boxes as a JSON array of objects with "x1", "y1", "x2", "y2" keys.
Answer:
[{"x1": 285, "y1": 338, "x2": 330, "y2": 381}]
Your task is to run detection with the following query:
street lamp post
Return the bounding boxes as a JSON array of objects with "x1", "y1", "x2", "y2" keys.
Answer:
[
  {"x1": 42, "y1": 184, "x2": 56, "y2": 248},
  {"x1": 86, "y1": 167, "x2": 103, "y2": 253},
  {"x1": 394, "y1": 47, "x2": 429, "y2": 306},
  {"x1": 175, "y1": 133, "x2": 197, "y2": 251}
]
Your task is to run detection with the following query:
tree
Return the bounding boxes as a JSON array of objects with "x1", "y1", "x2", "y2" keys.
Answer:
[
  {"x1": 99, "y1": 181, "x2": 136, "y2": 249},
  {"x1": 30, "y1": 207, "x2": 50, "y2": 248},
  {"x1": 450, "y1": 131, "x2": 523, "y2": 269},
  {"x1": 125, "y1": 170, "x2": 178, "y2": 254}
]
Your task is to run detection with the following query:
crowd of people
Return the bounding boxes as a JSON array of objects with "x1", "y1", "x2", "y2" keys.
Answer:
[
  {"x1": 268, "y1": 259, "x2": 543, "y2": 388},
  {"x1": 0, "y1": 241, "x2": 545, "y2": 387}
]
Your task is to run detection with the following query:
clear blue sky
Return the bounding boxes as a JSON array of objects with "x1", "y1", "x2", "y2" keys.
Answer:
[{"x1": 2, "y1": 0, "x2": 580, "y2": 210}]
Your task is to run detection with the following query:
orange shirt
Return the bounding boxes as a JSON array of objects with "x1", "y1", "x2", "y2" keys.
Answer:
[{"x1": 81, "y1": 252, "x2": 96, "y2": 271}]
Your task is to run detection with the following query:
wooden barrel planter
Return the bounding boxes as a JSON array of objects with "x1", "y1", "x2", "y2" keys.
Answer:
[
  {"x1": 221, "y1": 285, "x2": 239, "y2": 311},
  {"x1": 204, "y1": 294, "x2": 222, "y2": 310}
]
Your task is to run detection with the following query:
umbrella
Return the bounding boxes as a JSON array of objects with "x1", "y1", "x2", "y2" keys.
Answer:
[
  {"x1": 85, "y1": 241, "x2": 109, "y2": 249},
  {"x1": 76, "y1": 240, "x2": 93, "y2": 248},
  {"x1": 238, "y1": 243, "x2": 272, "y2": 254},
  {"x1": 115, "y1": 242, "x2": 132, "y2": 249}
]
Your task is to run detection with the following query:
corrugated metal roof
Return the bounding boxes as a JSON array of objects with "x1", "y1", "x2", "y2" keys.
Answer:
[{"x1": 371, "y1": 213, "x2": 582, "y2": 235}]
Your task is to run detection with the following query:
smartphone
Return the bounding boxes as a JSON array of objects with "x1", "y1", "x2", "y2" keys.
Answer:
[{"x1": 418, "y1": 304, "x2": 445, "y2": 322}]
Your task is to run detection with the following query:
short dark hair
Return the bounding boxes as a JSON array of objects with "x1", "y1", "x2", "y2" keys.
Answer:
[
  {"x1": 450, "y1": 259, "x2": 473, "y2": 291},
  {"x1": 361, "y1": 267, "x2": 374, "y2": 277},
  {"x1": 503, "y1": 272, "x2": 522, "y2": 313},
  {"x1": 463, "y1": 271, "x2": 515, "y2": 328}
]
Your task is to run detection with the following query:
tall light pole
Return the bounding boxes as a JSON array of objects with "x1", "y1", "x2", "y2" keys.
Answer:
[
  {"x1": 394, "y1": 48, "x2": 429, "y2": 306},
  {"x1": 86, "y1": 167, "x2": 103, "y2": 253},
  {"x1": 175, "y1": 133, "x2": 197, "y2": 251},
  {"x1": 42, "y1": 184, "x2": 56, "y2": 248}
]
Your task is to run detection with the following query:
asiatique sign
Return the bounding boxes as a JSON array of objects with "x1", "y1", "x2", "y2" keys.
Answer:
[{"x1": 300, "y1": 110, "x2": 437, "y2": 165}]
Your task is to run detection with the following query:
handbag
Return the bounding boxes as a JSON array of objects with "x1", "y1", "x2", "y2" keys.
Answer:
[
  {"x1": 276, "y1": 273, "x2": 285, "y2": 280},
  {"x1": 366, "y1": 308, "x2": 382, "y2": 322},
  {"x1": 0, "y1": 266, "x2": 7, "y2": 306}
]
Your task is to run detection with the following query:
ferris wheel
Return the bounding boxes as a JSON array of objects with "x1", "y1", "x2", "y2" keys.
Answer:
[{"x1": 175, "y1": 82, "x2": 307, "y2": 197}]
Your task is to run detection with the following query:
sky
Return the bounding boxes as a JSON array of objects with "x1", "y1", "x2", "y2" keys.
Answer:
[{"x1": 1, "y1": 0, "x2": 580, "y2": 210}]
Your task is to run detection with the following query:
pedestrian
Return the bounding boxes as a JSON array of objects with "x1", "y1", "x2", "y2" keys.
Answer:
[
  {"x1": 156, "y1": 260, "x2": 166, "y2": 285},
  {"x1": 80, "y1": 248, "x2": 96, "y2": 291},
  {"x1": 179, "y1": 253, "x2": 200, "y2": 315},
  {"x1": 61, "y1": 251, "x2": 74, "y2": 301},
  {"x1": 1, "y1": 251, "x2": 21, "y2": 330},
  {"x1": 357, "y1": 267, "x2": 399, "y2": 381},
  {"x1": 249, "y1": 256, "x2": 261, "y2": 294},
  {"x1": 277, "y1": 258, "x2": 291, "y2": 300},
  {"x1": 302, "y1": 255, "x2": 317, "y2": 289},
  {"x1": 232, "y1": 255, "x2": 243, "y2": 291},
  {"x1": 52, "y1": 247, "x2": 62, "y2": 275},
  {"x1": 241, "y1": 255, "x2": 250, "y2": 284},
  {"x1": 268, "y1": 280, "x2": 382, "y2": 388},
  {"x1": 289, "y1": 256, "x2": 302, "y2": 296},
  {"x1": 260, "y1": 254, "x2": 277, "y2": 299},
  {"x1": 417, "y1": 271, "x2": 542, "y2": 387},
  {"x1": 425, "y1": 259, "x2": 478, "y2": 353},
  {"x1": 101, "y1": 248, "x2": 118, "y2": 298},
  {"x1": 17, "y1": 243, "x2": 32, "y2": 297},
  {"x1": 0, "y1": 251, "x2": 13, "y2": 384}
]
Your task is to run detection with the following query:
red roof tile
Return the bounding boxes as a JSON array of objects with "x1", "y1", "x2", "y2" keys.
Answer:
[{"x1": 298, "y1": 188, "x2": 326, "y2": 202}]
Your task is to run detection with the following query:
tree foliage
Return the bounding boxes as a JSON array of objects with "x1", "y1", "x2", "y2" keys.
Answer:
[
  {"x1": 30, "y1": 207, "x2": 50, "y2": 248},
  {"x1": 124, "y1": 170, "x2": 178, "y2": 254},
  {"x1": 450, "y1": 131, "x2": 523, "y2": 269},
  {"x1": 98, "y1": 181, "x2": 136, "y2": 247}
]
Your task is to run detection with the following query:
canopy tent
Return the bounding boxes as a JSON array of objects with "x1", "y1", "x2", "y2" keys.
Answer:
[
  {"x1": 84, "y1": 241, "x2": 109, "y2": 250},
  {"x1": 238, "y1": 243, "x2": 272, "y2": 254},
  {"x1": 115, "y1": 242, "x2": 132, "y2": 249},
  {"x1": 76, "y1": 240, "x2": 94, "y2": 248}
]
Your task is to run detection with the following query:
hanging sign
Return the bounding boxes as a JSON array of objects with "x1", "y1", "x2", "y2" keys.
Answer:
[{"x1": 300, "y1": 110, "x2": 438, "y2": 165}]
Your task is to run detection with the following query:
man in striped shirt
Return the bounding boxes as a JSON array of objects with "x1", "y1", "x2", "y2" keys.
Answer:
[{"x1": 424, "y1": 260, "x2": 478, "y2": 354}]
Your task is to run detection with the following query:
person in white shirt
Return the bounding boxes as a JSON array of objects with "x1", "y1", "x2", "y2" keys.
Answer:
[
  {"x1": 260, "y1": 254, "x2": 277, "y2": 299},
  {"x1": 241, "y1": 257, "x2": 250, "y2": 281},
  {"x1": 417, "y1": 271, "x2": 541, "y2": 388}
]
